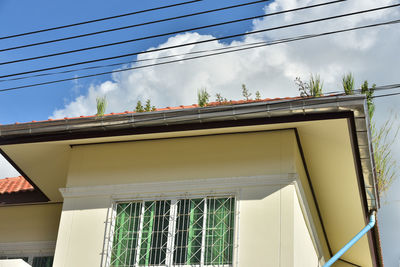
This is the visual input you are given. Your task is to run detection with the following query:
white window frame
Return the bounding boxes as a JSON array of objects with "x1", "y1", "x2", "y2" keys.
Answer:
[{"x1": 106, "y1": 195, "x2": 237, "y2": 267}]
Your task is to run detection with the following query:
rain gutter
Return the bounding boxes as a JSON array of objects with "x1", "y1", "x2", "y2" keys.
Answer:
[{"x1": 0, "y1": 95, "x2": 378, "y2": 211}]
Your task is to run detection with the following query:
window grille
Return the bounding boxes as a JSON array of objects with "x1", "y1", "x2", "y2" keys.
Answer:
[
  {"x1": 109, "y1": 196, "x2": 235, "y2": 267},
  {"x1": 32, "y1": 256, "x2": 54, "y2": 267}
]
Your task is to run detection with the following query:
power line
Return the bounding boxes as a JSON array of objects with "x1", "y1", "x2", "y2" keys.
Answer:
[
  {"x1": 0, "y1": 0, "x2": 274, "y2": 52},
  {"x1": 0, "y1": 0, "x2": 354, "y2": 65},
  {"x1": 373, "y1": 91, "x2": 400, "y2": 98},
  {"x1": 0, "y1": 18, "x2": 399, "y2": 93},
  {"x1": 0, "y1": 42, "x2": 265, "y2": 83},
  {"x1": 0, "y1": 0, "x2": 203, "y2": 41},
  {"x1": 1, "y1": 3, "x2": 397, "y2": 77},
  {"x1": 321, "y1": 84, "x2": 400, "y2": 97},
  {"x1": 369, "y1": 84, "x2": 400, "y2": 91},
  {"x1": 4, "y1": 13, "x2": 400, "y2": 84},
  {"x1": 14, "y1": 83, "x2": 400, "y2": 132},
  {"x1": 96, "y1": 87, "x2": 400, "y2": 127}
]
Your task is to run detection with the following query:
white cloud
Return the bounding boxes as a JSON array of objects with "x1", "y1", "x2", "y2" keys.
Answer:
[
  {"x1": 0, "y1": 155, "x2": 19, "y2": 179},
  {"x1": 0, "y1": 0, "x2": 395, "y2": 263},
  {"x1": 52, "y1": 80, "x2": 118, "y2": 118},
  {"x1": 50, "y1": 0, "x2": 400, "y2": 119},
  {"x1": 47, "y1": 1, "x2": 400, "y2": 264}
]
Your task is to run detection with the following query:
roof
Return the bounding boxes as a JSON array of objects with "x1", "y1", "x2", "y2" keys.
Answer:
[
  {"x1": 0, "y1": 94, "x2": 383, "y2": 266},
  {"x1": 0, "y1": 94, "x2": 361, "y2": 142},
  {"x1": 7, "y1": 96, "x2": 311, "y2": 125},
  {"x1": 0, "y1": 96, "x2": 339, "y2": 193},
  {"x1": 0, "y1": 176, "x2": 34, "y2": 194},
  {"x1": 0, "y1": 94, "x2": 378, "y2": 208}
]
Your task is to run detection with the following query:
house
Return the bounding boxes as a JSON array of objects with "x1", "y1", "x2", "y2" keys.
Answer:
[{"x1": 0, "y1": 95, "x2": 382, "y2": 267}]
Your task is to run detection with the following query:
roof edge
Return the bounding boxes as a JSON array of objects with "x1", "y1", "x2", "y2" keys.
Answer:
[{"x1": 0, "y1": 95, "x2": 366, "y2": 144}]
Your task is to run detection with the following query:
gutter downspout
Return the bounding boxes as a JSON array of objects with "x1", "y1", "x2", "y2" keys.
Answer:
[{"x1": 323, "y1": 211, "x2": 376, "y2": 267}]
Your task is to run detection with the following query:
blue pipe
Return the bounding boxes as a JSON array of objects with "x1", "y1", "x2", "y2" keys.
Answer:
[{"x1": 323, "y1": 212, "x2": 376, "y2": 267}]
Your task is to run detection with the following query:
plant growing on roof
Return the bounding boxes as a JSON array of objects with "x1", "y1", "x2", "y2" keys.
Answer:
[
  {"x1": 197, "y1": 88, "x2": 210, "y2": 107},
  {"x1": 295, "y1": 73, "x2": 398, "y2": 195},
  {"x1": 255, "y1": 91, "x2": 261, "y2": 100},
  {"x1": 343, "y1": 73, "x2": 355, "y2": 95},
  {"x1": 372, "y1": 112, "x2": 399, "y2": 195},
  {"x1": 241, "y1": 84, "x2": 252, "y2": 100},
  {"x1": 145, "y1": 99, "x2": 156, "y2": 112},
  {"x1": 215, "y1": 93, "x2": 227, "y2": 104},
  {"x1": 295, "y1": 77, "x2": 310, "y2": 97},
  {"x1": 361, "y1": 80, "x2": 376, "y2": 119},
  {"x1": 359, "y1": 79, "x2": 399, "y2": 196},
  {"x1": 96, "y1": 96, "x2": 107, "y2": 117},
  {"x1": 295, "y1": 74, "x2": 323, "y2": 97},
  {"x1": 135, "y1": 100, "x2": 144, "y2": 112},
  {"x1": 309, "y1": 74, "x2": 323, "y2": 97}
]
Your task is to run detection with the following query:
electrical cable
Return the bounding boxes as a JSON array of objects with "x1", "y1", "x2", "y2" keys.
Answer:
[
  {"x1": 6, "y1": 15, "x2": 400, "y2": 84},
  {"x1": 0, "y1": 18, "x2": 399, "y2": 93},
  {"x1": 373, "y1": 91, "x2": 400, "y2": 98},
  {"x1": 0, "y1": 41, "x2": 274, "y2": 82},
  {"x1": 0, "y1": 0, "x2": 275, "y2": 52},
  {"x1": 2, "y1": 1, "x2": 395, "y2": 66},
  {"x1": 1, "y1": 2, "x2": 397, "y2": 79},
  {"x1": 0, "y1": 0, "x2": 347, "y2": 64},
  {"x1": 0, "y1": 0, "x2": 203, "y2": 41},
  {"x1": 10, "y1": 83, "x2": 400, "y2": 132},
  {"x1": 79, "y1": 87, "x2": 400, "y2": 127}
]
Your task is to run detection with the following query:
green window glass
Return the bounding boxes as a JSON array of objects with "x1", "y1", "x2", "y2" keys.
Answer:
[
  {"x1": 110, "y1": 196, "x2": 235, "y2": 267},
  {"x1": 32, "y1": 256, "x2": 54, "y2": 267},
  {"x1": 138, "y1": 201, "x2": 170, "y2": 265},
  {"x1": 173, "y1": 198, "x2": 204, "y2": 265},
  {"x1": 110, "y1": 202, "x2": 142, "y2": 266},
  {"x1": 110, "y1": 200, "x2": 171, "y2": 266},
  {"x1": 204, "y1": 198, "x2": 235, "y2": 265}
]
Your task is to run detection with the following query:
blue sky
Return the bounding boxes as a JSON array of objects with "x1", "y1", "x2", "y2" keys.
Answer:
[
  {"x1": 0, "y1": 0, "x2": 265, "y2": 124},
  {"x1": 1, "y1": 0, "x2": 400, "y2": 265}
]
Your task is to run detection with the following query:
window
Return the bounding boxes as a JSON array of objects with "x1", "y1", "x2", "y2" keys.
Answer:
[
  {"x1": 109, "y1": 196, "x2": 235, "y2": 267},
  {"x1": 32, "y1": 256, "x2": 54, "y2": 267}
]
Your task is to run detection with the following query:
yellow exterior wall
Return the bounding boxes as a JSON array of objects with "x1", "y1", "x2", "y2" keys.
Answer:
[
  {"x1": 332, "y1": 261, "x2": 358, "y2": 267},
  {"x1": 54, "y1": 185, "x2": 319, "y2": 267},
  {"x1": 294, "y1": 145, "x2": 330, "y2": 261},
  {"x1": 53, "y1": 197, "x2": 109, "y2": 267},
  {"x1": 0, "y1": 119, "x2": 377, "y2": 266},
  {"x1": 238, "y1": 184, "x2": 318, "y2": 267},
  {"x1": 297, "y1": 120, "x2": 373, "y2": 266},
  {"x1": 0, "y1": 203, "x2": 62, "y2": 243},
  {"x1": 293, "y1": 185, "x2": 320, "y2": 266},
  {"x1": 238, "y1": 185, "x2": 284, "y2": 267},
  {"x1": 2, "y1": 143, "x2": 71, "y2": 201},
  {"x1": 53, "y1": 130, "x2": 320, "y2": 266},
  {"x1": 66, "y1": 131, "x2": 296, "y2": 187}
]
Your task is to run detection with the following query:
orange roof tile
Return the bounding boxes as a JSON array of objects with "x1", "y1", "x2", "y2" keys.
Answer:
[
  {"x1": 0, "y1": 176, "x2": 34, "y2": 194},
  {"x1": 16, "y1": 95, "x2": 346, "y2": 125}
]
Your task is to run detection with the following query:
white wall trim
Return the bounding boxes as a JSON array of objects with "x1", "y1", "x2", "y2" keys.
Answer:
[
  {"x1": 0, "y1": 259, "x2": 32, "y2": 267},
  {"x1": 293, "y1": 178, "x2": 325, "y2": 266},
  {"x1": 60, "y1": 174, "x2": 296, "y2": 199},
  {"x1": 0, "y1": 241, "x2": 56, "y2": 256}
]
